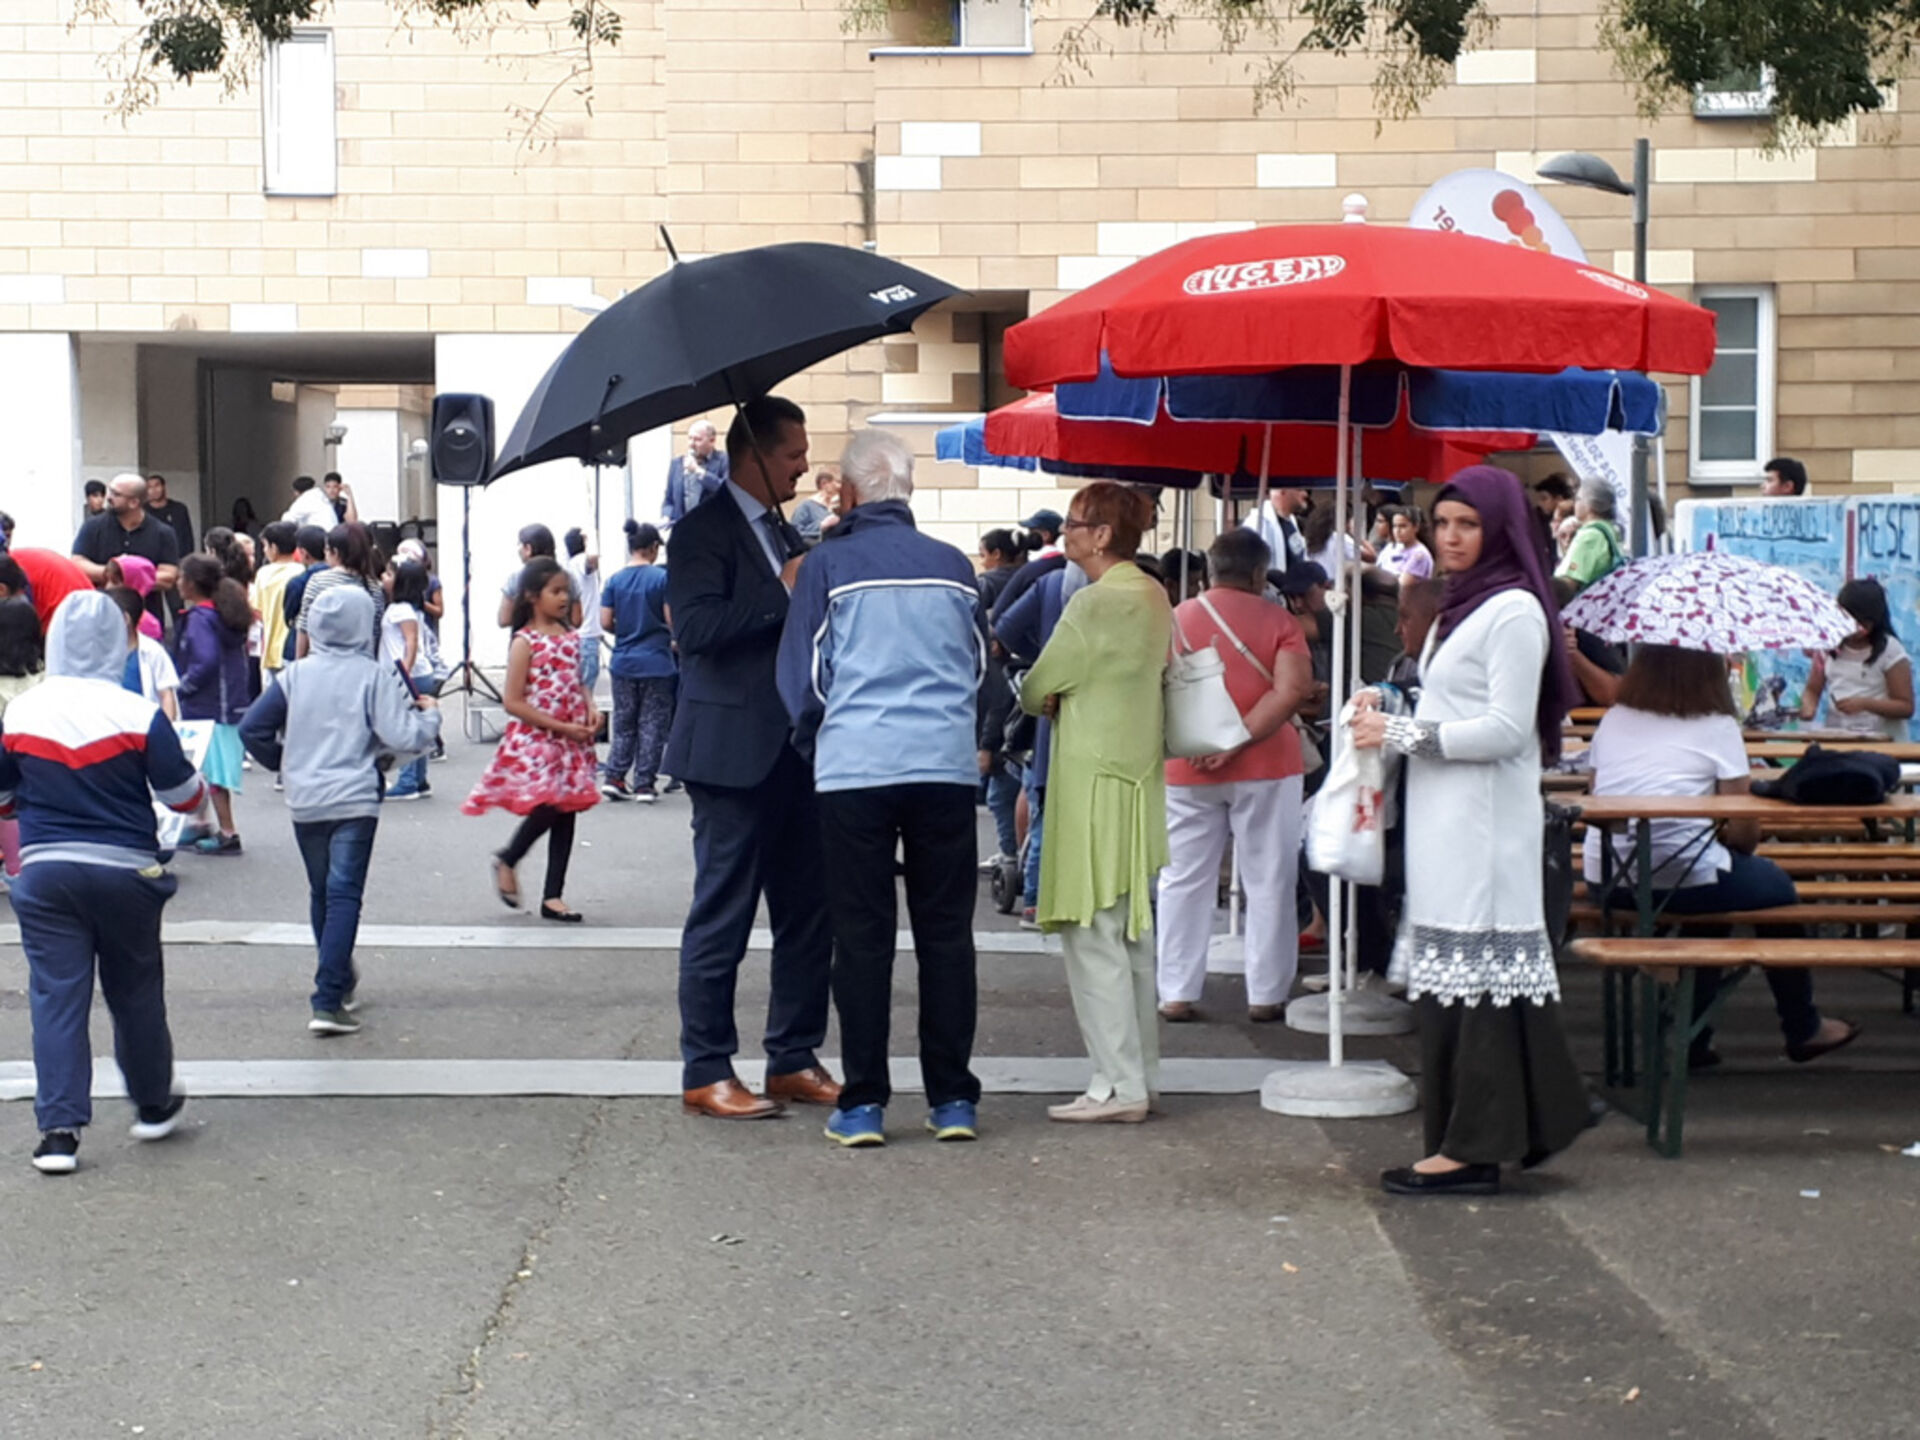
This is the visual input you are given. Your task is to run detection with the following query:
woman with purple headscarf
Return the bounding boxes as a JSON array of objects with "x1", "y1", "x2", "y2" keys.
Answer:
[{"x1": 1352, "y1": 466, "x2": 1591, "y2": 1197}]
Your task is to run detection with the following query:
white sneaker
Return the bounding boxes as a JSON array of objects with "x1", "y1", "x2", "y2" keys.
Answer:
[{"x1": 977, "y1": 851, "x2": 1010, "y2": 872}]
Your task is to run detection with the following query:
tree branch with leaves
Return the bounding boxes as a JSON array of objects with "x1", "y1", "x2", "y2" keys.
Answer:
[{"x1": 843, "y1": 0, "x2": 1915, "y2": 135}]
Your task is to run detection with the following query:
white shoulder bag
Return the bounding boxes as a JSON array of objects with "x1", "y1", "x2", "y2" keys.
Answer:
[
  {"x1": 1192, "y1": 593, "x2": 1325, "y2": 773},
  {"x1": 1163, "y1": 608, "x2": 1252, "y2": 760}
]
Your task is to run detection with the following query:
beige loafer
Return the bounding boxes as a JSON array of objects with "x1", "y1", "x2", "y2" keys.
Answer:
[{"x1": 1046, "y1": 1094, "x2": 1150, "y2": 1124}]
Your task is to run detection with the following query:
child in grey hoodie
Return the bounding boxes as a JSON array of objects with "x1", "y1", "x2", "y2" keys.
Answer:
[{"x1": 240, "y1": 586, "x2": 440, "y2": 1034}]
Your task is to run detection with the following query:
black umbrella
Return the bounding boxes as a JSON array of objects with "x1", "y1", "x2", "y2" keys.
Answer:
[{"x1": 489, "y1": 241, "x2": 962, "y2": 482}]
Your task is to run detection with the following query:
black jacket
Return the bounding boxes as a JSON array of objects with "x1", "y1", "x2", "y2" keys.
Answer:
[{"x1": 659, "y1": 489, "x2": 797, "y2": 789}]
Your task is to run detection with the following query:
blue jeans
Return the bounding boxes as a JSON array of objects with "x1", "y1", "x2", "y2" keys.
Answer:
[
  {"x1": 579, "y1": 639, "x2": 602, "y2": 696},
  {"x1": 389, "y1": 754, "x2": 429, "y2": 796},
  {"x1": 985, "y1": 764, "x2": 1020, "y2": 858},
  {"x1": 1628, "y1": 850, "x2": 1820, "y2": 1048},
  {"x1": 12, "y1": 861, "x2": 178, "y2": 1133},
  {"x1": 1022, "y1": 784, "x2": 1045, "y2": 908},
  {"x1": 604, "y1": 673, "x2": 677, "y2": 791},
  {"x1": 294, "y1": 816, "x2": 378, "y2": 1011}
]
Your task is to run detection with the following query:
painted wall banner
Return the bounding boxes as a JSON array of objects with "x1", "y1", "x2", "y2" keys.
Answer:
[{"x1": 1678, "y1": 495, "x2": 1916, "y2": 737}]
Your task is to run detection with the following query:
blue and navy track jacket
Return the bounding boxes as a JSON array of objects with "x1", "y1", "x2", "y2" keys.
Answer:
[{"x1": 776, "y1": 499, "x2": 987, "y2": 793}]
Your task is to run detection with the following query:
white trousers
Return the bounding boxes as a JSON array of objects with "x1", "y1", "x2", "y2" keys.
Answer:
[
  {"x1": 1155, "y1": 775, "x2": 1303, "y2": 1008},
  {"x1": 1059, "y1": 900, "x2": 1160, "y2": 1105}
]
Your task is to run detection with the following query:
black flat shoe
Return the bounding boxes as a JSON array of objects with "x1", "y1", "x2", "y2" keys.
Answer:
[
  {"x1": 540, "y1": 904, "x2": 584, "y2": 924},
  {"x1": 491, "y1": 855, "x2": 520, "y2": 910},
  {"x1": 1786, "y1": 1019, "x2": 1861, "y2": 1065},
  {"x1": 1381, "y1": 1163, "x2": 1501, "y2": 1197}
]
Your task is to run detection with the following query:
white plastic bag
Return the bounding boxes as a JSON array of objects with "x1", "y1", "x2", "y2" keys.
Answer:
[{"x1": 1306, "y1": 700, "x2": 1388, "y2": 886}]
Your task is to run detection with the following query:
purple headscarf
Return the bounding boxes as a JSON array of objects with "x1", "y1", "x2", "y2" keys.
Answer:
[{"x1": 1432, "y1": 465, "x2": 1582, "y2": 764}]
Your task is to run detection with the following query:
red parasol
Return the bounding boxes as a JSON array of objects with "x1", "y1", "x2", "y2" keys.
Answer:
[
  {"x1": 1004, "y1": 224, "x2": 1719, "y2": 389},
  {"x1": 982, "y1": 392, "x2": 1527, "y2": 481}
]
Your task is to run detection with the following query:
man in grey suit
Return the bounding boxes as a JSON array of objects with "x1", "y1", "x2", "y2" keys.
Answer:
[
  {"x1": 662, "y1": 420, "x2": 728, "y2": 526},
  {"x1": 663, "y1": 396, "x2": 837, "y2": 1121}
]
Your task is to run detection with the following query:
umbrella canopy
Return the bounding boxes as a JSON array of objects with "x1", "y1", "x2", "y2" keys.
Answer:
[
  {"x1": 1003, "y1": 224, "x2": 1719, "y2": 388},
  {"x1": 976, "y1": 392, "x2": 1525, "y2": 482},
  {"x1": 1561, "y1": 552, "x2": 1856, "y2": 653},
  {"x1": 491, "y1": 244, "x2": 961, "y2": 483},
  {"x1": 1061, "y1": 360, "x2": 1665, "y2": 436}
]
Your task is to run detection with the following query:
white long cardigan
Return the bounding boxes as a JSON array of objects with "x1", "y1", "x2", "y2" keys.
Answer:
[{"x1": 1393, "y1": 589, "x2": 1561, "y2": 1007}]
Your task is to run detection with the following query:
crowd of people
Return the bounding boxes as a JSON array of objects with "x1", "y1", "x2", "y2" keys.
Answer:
[{"x1": 1, "y1": 423, "x2": 1909, "y2": 1180}]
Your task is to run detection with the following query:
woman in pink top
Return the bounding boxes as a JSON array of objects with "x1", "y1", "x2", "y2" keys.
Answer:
[{"x1": 1155, "y1": 528, "x2": 1314, "y2": 1022}]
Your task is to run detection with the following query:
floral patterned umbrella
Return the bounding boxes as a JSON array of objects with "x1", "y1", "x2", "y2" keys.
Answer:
[{"x1": 1560, "y1": 551, "x2": 1856, "y2": 653}]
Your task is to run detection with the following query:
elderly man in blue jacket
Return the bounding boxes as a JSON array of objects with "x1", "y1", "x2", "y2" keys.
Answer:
[{"x1": 777, "y1": 429, "x2": 988, "y2": 1149}]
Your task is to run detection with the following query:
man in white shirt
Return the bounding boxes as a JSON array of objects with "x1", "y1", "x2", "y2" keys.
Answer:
[
  {"x1": 282, "y1": 475, "x2": 336, "y2": 528},
  {"x1": 1247, "y1": 488, "x2": 1310, "y2": 574}
]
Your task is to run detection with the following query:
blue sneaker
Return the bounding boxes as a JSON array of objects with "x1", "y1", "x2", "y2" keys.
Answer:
[
  {"x1": 926, "y1": 1100, "x2": 978, "y2": 1142},
  {"x1": 824, "y1": 1104, "x2": 885, "y2": 1148}
]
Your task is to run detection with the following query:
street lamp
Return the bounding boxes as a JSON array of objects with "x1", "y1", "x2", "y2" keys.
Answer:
[{"x1": 1539, "y1": 139, "x2": 1655, "y2": 556}]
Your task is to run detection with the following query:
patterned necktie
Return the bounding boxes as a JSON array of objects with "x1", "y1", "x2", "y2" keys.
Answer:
[{"x1": 760, "y1": 510, "x2": 805, "y2": 567}]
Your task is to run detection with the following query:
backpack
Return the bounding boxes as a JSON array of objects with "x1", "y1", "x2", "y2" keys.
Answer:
[{"x1": 1749, "y1": 744, "x2": 1901, "y2": 806}]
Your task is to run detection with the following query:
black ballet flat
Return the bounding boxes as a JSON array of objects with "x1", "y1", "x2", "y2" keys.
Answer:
[
  {"x1": 540, "y1": 903, "x2": 584, "y2": 924},
  {"x1": 1381, "y1": 1163, "x2": 1501, "y2": 1197}
]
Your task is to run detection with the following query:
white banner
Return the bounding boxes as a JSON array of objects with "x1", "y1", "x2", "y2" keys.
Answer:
[{"x1": 1547, "y1": 430, "x2": 1634, "y2": 521}]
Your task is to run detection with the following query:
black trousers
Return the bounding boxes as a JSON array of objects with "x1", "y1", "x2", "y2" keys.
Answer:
[
  {"x1": 678, "y1": 747, "x2": 833, "y2": 1089},
  {"x1": 818, "y1": 783, "x2": 982, "y2": 1111},
  {"x1": 499, "y1": 806, "x2": 576, "y2": 903}
]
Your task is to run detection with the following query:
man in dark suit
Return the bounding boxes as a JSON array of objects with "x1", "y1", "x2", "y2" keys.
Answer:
[
  {"x1": 662, "y1": 420, "x2": 729, "y2": 526},
  {"x1": 663, "y1": 395, "x2": 839, "y2": 1120}
]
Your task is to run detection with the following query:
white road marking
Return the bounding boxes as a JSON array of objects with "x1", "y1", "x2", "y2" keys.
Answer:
[
  {"x1": 0, "y1": 1056, "x2": 1369, "y2": 1102},
  {"x1": 0, "y1": 923, "x2": 1061, "y2": 954}
]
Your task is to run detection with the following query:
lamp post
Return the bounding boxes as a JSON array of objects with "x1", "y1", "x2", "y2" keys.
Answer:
[{"x1": 1539, "y1": 139, "x2": 1653, "y2": 556}]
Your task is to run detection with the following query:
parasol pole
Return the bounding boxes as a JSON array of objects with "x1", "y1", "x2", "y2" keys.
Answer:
[
  {"x1": 1325, "y1": 366, "x2": 1350, "y2": 1067},
  {"x1": 1261, "y1": 368, "x2": 1415, "y2": 1119},
  {"x1": 1255, "y1": 423, "x2": 1273, "y2": 553}
]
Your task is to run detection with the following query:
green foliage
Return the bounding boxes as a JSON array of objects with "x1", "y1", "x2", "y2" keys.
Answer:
[
  {"x1": 1608, "y1": 0, "x2": 1912, "y2": 130},
  {"x1": 908, "y1": 0, "x2": 1918, "y2": 134}
]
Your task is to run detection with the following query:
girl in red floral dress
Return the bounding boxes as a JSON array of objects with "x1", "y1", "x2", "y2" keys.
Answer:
[{"x1": 465, "y1": 557, "x2": 601, "y2": 921}]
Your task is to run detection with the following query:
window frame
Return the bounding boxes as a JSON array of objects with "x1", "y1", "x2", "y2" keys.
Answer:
[
  {"x1": 1689, "y1": 284, "x2": 1777, "y2": 486},
  {"x1": 868, "y1": 0, "x2": 1033, "y2": 56},
  {"x1": 261, "y1": 28, "x2": 338, "y2": 198},
  {"x1": 1694, "y1": 64, "x2": 1776, "y2": 119}
]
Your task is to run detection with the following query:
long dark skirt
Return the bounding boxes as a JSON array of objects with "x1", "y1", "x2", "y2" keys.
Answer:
[{"x1": 1418, "y1": 995, "x2": 1591, "y2": 1165}]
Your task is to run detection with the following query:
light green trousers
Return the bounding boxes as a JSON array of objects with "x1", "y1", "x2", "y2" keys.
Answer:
[{"x1": 1058, "y1": 899, "x2": 1160, "y2": 1105}]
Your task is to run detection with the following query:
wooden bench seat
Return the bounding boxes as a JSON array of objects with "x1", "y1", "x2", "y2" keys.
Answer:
[
  {"x1": 1572, "y1": 934, "x2": 1920, "y2": 1157},
  {"x1": 1570, "y1": 937, "x2": 1920, "y2": 967},
  {"x1": 1760, "y1": 843, "x2": 1920, "y2": 860},
  {"x1": 1575, "y1": 879, "x2": 1920, "y2": 902},
  {"x1": 1770, "y1": 856, "x2": 1920, "y2": 876},
  {"x1": 1569, "y1": 902, "x2": 1920, "y2": 929}
]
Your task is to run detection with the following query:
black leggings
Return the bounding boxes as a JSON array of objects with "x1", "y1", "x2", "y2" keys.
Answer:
[{"x1": 498, "y1": 806, "x2": 576, "y2": 903}]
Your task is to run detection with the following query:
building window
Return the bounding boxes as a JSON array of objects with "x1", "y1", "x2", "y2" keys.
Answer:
[
  {"x1": 870, "y1": 0, "x2": 1031, "y2": 52},
  {"x1": 263, "y1": 30, "x2": 337, "y2": 197},
  {"x1": 1690, "y1": 286, "x2": 1776, "y2": 484},
  {"x1": 1694, "y1": 64, "x2": 1775, "y2": 118}
]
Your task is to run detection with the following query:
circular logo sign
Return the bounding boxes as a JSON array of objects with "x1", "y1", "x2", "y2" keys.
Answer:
[
  {"x1": 1577, "y1": 269, "x2": 1649, "y2": 300},
  {"x1": 1182, "y1": 255, "x2": 1346, "y2": 296}
]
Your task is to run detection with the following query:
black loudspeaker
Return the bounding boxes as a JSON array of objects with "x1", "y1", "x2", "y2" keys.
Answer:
[{"x1": 430, "y1": 393, "x2": 495, "y2": 487}]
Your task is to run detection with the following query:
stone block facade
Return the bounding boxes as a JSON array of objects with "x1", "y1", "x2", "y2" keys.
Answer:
[{"x1": 2, "y1": 0, "x2": 1917, "y2": 567}]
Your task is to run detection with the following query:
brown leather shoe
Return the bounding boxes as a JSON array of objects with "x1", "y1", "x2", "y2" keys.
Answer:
[
  {"x1": 682, "y1": 1078, "x2": 785, "y2": 1120},
  {"x1": 764, "y1": 1066, "x2": 842, "y2": 1107}
]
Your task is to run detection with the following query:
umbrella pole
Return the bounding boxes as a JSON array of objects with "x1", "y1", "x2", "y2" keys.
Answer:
[
  {"x1": 1255, "y1": 424, "x2": 1273, "y2": 551},
  {"x1": 1263, "y1": 364, "x2": 1416, "y2": 1121}
]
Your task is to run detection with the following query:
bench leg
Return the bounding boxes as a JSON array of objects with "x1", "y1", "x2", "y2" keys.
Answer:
[
  {"x1": 1655, "y1": 970, "x2": 1698, "y2": 1159},
  {"x1": 1639, "y1": 970, "x2": 1662, "y2": 1146},
  {"x1": 1602, "y1": 969, "x2": 1621, "y2": 1087}
]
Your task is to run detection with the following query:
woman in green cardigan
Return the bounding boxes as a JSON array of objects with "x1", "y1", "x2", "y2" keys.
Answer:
[{"x1": 1020, "y1": 482, "x2": 1172, "y2": 1124}]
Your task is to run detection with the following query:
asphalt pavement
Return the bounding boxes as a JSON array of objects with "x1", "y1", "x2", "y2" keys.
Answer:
[{"x1": 3, "y1": 716, "x2": 1917, "y2": 1438}]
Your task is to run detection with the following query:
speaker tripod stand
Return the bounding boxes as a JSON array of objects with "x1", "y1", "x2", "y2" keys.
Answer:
[{"x1": 440, "y1": 485, "x2": 504, "y2": 740}]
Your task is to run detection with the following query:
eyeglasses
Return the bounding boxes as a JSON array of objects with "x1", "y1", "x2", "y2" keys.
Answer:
[{"x1": 1060, "y1": 517, "x2": 1103, "y2": 530}]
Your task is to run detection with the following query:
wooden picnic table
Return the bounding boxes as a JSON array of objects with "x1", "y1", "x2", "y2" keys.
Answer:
[
  {"x1": 1569, "y1": 791, "x2": 1920, "y2": 1157},
  {"x1": 1745, "y1": 739, "x2": 1920, "y2": 762}
]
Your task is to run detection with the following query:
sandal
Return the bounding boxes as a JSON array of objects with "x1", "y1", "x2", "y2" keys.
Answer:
[
  {"x1": 492, "y1": 855, "x2": 520, "y2": 910},
  {"x1": 540, "y1": 902, "x2": 583, "y2": 924}
]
